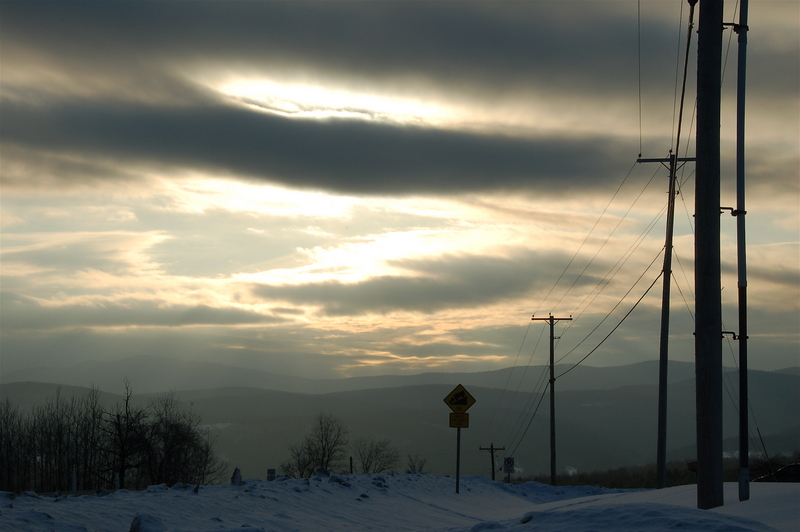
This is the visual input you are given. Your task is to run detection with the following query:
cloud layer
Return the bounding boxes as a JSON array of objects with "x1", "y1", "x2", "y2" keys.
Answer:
[{"x1": 1, "y1": 1, "x2": 797, "y2": 378}]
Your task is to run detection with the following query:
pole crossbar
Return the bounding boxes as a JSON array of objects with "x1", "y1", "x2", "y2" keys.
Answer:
[{"x1": 637, "y1": 157, "x2": 696, "y2": 163}]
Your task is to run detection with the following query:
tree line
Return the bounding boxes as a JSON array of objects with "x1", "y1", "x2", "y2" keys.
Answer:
[
  {"x1": 280, "y1": 412, "x2": 426, "y2": 477},
  {"x1": 527, "y1": 454, "x2": 800, "y2": 489},
  {"x1": 0, "y1": 382, "x2": 227, "y2": 494}
]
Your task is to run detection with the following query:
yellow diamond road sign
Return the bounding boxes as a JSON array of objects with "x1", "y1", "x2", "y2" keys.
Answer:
[{"x1": 444, "y1": 384, "x2": 476, "y2": 414}]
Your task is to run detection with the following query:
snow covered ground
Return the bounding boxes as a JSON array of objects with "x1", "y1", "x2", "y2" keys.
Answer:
[{"x1": 2, "y1": 473, "x2": 797, "y2": 532}]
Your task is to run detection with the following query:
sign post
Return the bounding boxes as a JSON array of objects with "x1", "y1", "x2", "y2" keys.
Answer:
[
  {"x1": 503, "y1": 457, "x2": 515, "y2": 483},
  {"x1": 444, "y1": 384, "x2": 476, "y2": 493}
]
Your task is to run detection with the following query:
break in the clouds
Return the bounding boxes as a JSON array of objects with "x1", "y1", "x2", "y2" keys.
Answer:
[{"x1": 1, "y1": 1, "x2": 798, "y2": 378}]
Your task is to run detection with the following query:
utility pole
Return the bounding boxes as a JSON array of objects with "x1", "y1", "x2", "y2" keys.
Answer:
[
  {"x1": 732, "y1": 0, "x2": 750, "y2": 503},
  {"x1": 639, "y1": 0, "x2": 698, "y2": 490},
  {"x1": 479, "y1": 443, "x2": 505, "y2": 481},
  {"x1": 637, "y1": 153, "x2": 694, "y2": 489},
  {"x1": 532, "y1": 313, "x2": 572, "y2": 486},
  {"x1": 695, "y1": 0, "x2": 724, "y2": 510}
]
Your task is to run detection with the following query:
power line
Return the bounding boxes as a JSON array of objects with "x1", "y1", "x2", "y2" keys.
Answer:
[
  {"x1": 557, "y1": 269, "x2": 663, "y2": 380},
  {"x1": 533, "y1": 161, "x2": 638, "y2": 316},
  {"x1": 638, "y1": 0, "x2": 643, "y2": 156},
  {"x1": 671, "y1": 0, "x2": 686, "y2": 144},
  {"x1": 487, "y1": 325, "x2": 548, "y2": 447},
  {"x1": 504, "y1": 359, "x2": 550, "y2": 456},
  {"x1": 478, "y1": 321, "x2": 533, "y2": 444},
  {"x1": 565, "y1": 164, "x2": 664, "y2": 326},
  {"x1": 507, "y1": 382, "x2": 548, "y2": 458},
  {"x1": 553, "y1": 164, "x2": 661, "y2": 317},
  {"x1": 671, "y1": 271, "x2": 695, "y2": 323},
  {"x1": 557, "y1": 247, "x2": 664, "y2": 365}
]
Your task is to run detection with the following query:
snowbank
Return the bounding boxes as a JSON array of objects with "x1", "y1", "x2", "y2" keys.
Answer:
[{"x1": 1, "y1": 474, "x2": 796, "y2": 532}]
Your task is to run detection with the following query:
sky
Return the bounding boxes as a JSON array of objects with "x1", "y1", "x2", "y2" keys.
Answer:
[{"x1": 1, "y1": 0, "x2": 798, "y2": 380}]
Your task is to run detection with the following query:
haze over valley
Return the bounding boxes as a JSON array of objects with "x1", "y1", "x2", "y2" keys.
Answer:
[{"x1": 3, "y1": 357, "x2": 797, "y2": 480}]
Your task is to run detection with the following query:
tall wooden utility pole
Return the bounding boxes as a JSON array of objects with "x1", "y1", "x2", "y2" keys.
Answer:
[
  {"x1": 637, "y1": 153, "x2": 694, "y2": 489},
  {"x1": 656, "y1": 154, "x2": 678, "y2": 491},
  {"x1": 479, "y1": 443, "x2": 505, "y2": 481},
  {"x1": 694, "y1": 0, "x2": 724, "y2": 510},
  {"x1": 532, "y1": 314, "x2": 571, "y2": 486}
]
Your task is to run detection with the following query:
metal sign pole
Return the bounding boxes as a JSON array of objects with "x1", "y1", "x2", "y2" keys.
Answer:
[
  {"x1": 444, "y1": 384, "x2": 475, "y2": 494},
  {"x1": 455, "y1": 427, "x2": 461, "y2": 494}
]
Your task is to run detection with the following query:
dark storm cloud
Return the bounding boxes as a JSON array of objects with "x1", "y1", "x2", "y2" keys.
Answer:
[
  {"x1": 0, "y1": 1, "x2": 647, "y2": 98},
  {"x1": 250, "y1": 250, "x2": 601, "y2": 316},
  {"x1": 2, "y1": 1, "x2": 795, "y2": 194},
  {"x1": 6, "y1": 0, "x2": 788, "y2": 104},
  {"x1": 0, "y1": 1, "x2": 672, "y2": 195},
  {"x1": 0, "y1": 292, "x2": 281, "y2": 330},
  {"x1": 0, "y1": 96, "x2": 631, "y2": 194}
]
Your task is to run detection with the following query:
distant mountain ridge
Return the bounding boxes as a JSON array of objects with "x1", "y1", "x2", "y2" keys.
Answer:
[
  {"x1": 0, "y1": 354, "x2": 743, "y2": 395},
  {"x1": 2, "y1": 369, "x2": 798, "y2": 479}
]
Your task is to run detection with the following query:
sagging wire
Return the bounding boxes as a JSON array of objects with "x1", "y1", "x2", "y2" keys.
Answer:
[
  {"x1": 557, "y1": 267, "x2": 664, "y2": 380},
  {"x1": 478, "y1": 320, "x2": 533, "y2": 444},
  {"x1": 557, "y1": 201, "x2": 668, "y2": 364},
  {"x1": 565, "y1": 163, "x2": 664, "y2": 330},
  {"x1": 532, "y1": 161, "x2": 639, "y2": 318}
]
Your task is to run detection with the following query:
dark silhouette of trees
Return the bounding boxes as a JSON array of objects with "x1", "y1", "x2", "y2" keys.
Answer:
[
  {"x1": 100, "y1": 381, "x2": 149, "y2": 489},
  {"x1": 527, "y1": 457, "x2": 752, "y2": 489},
  {"x1": 0, "y1": 383, "x2": 226, "y2": 493},
  {"x1": 144, "y1": 391, "x2": 226, "y2": 487},
  {"x1": 281, "y1": 412, "x2": 350, "y2": 477},
  {"x1": 352, "y1": 437, "x2": 400, "y2": 474},
  {"x1": 406, "y1": 454, "x2": 428, "y2": 474},
  {"x1": 283, "y1": 440, "x2": 317, "y2": 479},
  {"x1": 0, "y1": 398, "x2": 26, "y2": 493},
  {"x1": 280, "y1": 413, "x2": 406, "y2": 477},
  {"x1": 75, "y1": 387, "x2": 105, "y2": 492}
]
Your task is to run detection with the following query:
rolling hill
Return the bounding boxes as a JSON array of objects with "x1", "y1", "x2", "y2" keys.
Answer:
[{"x1": 2, "y1": 361, "x2": 797, "y2": 480}]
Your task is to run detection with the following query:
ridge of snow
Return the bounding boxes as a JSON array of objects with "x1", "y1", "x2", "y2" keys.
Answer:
[{"x1": 1, "y1": 474, "x2": 796, "y2": 532}]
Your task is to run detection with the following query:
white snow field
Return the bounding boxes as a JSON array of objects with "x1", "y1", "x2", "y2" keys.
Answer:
[{"x1": 2, "y1": 473, "x2": 797, "y2": 532}]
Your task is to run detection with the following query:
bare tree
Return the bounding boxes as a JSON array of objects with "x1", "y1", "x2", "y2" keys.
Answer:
[
  {"x1": 0, "y1": 383, "x2": 227, "y2": 493},
  {"x1": 75, "y1": 387, "x2": 105, "y2": 490},
  {"x1": 191, "y1": 430, "x2": 229, "y2": 485},
  {"x1": 145, "y1": 392, "x2": 196, "y2": 485},
  {"x1": 0, "y1": 399, "x2": 24, "y2": 493},
  {"x1": 99, "y1": 380, "x2": 149, "y2": 489},
  {"x1": 406, "y1": 454, "x2": 428, "y2": 474},
  {"x1": 144, "y1": 391, "x2": 227, "y2": 486},
  {"x1": 281, "y1": 412, "x2": 349, "y2": 477},
  {"x1": 282, "y1": 440, "x2": 317, "y2": 479},
  {"x1": 352, "y1": 437, "x2": 400, "y2": 474}
]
